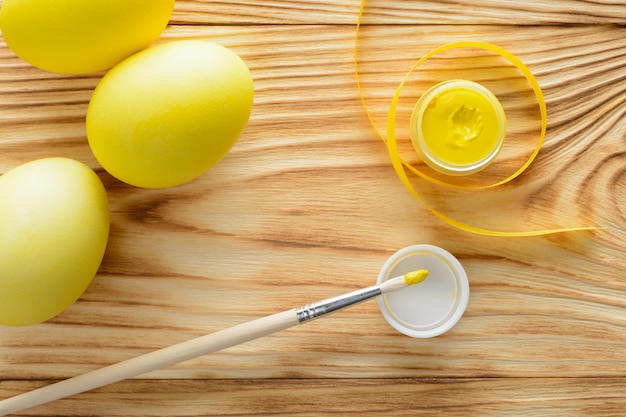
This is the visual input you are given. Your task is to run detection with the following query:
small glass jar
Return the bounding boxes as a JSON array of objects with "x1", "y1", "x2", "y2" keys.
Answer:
[{"x1": 410, "y1": 80, "x2": 506, "y2": 176}]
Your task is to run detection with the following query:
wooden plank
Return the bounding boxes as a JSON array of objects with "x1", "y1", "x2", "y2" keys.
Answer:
[
  {"x1": 1, "y1": 24, "x2": 625, "y2": 382},
  {"x1": 2, "y1": 378, "x2": 626, "y2": 416},
  {"x1": 171, "y1": 0, "x2": 626, "y2": 25},
  {"x1": 2, "y1": 0, "x2": 626, "y2": 415}
]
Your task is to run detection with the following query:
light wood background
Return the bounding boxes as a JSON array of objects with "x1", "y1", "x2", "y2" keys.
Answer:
[{"x1": 1, "y1": 0, "x2": 626, "y2": 415}]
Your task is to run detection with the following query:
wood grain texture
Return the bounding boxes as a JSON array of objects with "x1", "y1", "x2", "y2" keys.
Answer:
[
  {"x1": 1, "y1": 0, "x2": 626, "y2": 415},
  {"x1": 171, "y1": 0, "x2": 626, "y2": 25},
  {"x1": 2, "y1": 378, "x2": 626, "y2": 416}
]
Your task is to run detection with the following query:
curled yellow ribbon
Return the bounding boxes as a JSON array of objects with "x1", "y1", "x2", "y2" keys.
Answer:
[{"x1": 355, "y1": 0, "x2": 600, "y2": 236}]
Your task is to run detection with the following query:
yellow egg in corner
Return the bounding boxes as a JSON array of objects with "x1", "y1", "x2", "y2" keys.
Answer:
[
  {"x1": 0, "y1": 158, "x2": 110, "y2": 326},
  {"x1": 0, "y1": 0, "x2": 175, "y2": 74},
  {"x1": 86, "y1": 40, "x2": 254, "y2": 188}
]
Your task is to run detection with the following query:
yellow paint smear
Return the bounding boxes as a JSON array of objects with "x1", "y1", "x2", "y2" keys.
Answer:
[
  {"x1": 404, "y1": 269, "x2": 429, "y2": 286},
  {"x1": 419, "y1": 83, "x2": 503, "y2": 167}
]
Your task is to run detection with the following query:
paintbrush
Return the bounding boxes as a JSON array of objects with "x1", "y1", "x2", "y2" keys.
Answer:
[{"x1": 0, "y1": 269, "x2": 428, "y2": 416}]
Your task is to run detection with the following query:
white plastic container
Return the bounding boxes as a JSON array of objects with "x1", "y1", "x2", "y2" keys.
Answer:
[{"x1": 377, "y1": 244, "x2": 469, "y2": 338}]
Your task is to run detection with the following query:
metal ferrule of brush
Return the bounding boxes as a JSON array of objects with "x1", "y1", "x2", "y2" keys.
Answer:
[{"x1": 295, "y1": 285, "x2": 382, "y2": 323}]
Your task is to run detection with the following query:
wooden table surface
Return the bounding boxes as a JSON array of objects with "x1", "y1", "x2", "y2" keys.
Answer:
[{"x1": 2, "y1": 0, "x2": 626, "y2": 415}]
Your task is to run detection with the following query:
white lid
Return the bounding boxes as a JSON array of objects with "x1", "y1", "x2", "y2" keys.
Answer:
[{"x1": 377, "y1": 244, "x2": 469, "y2": 338}]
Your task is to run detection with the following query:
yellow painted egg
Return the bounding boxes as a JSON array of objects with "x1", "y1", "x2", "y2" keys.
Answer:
[
  {"x1": 0, "y1": 0, "x2": 174, "y2": 74},
  {"x1": 86, "y1": 40, "x2": 254, "y2": 188},
  {"x1": 0, "y1": 158, "x2": 110, "y2": 326}
]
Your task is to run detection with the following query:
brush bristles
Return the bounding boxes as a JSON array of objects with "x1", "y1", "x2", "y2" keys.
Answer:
[{"x1": 379, "y1": 269, "x2": 429, "y2": 293}]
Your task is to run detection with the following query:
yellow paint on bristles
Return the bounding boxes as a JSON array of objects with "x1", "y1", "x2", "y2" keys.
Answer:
[{"x1": 404, "y1": 269, "x2": 429, "y2": 286}]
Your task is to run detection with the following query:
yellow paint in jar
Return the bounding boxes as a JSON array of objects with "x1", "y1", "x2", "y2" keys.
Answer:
[{"x1": 410, "y1": 80, "x2": 506, "y2": 176}]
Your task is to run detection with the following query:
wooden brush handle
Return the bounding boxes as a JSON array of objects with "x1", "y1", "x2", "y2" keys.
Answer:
[{"x1": 0, "y1": 309, "x2": 299, "y2": 416}]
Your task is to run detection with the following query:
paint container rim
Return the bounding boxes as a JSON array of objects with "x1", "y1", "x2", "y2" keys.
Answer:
[
  {"x1": 410, "y1": 79, "x2": 506, "y2": 176},
  {"x1": 377, "y1": 244, "x2": 469, "y2": 338}
]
